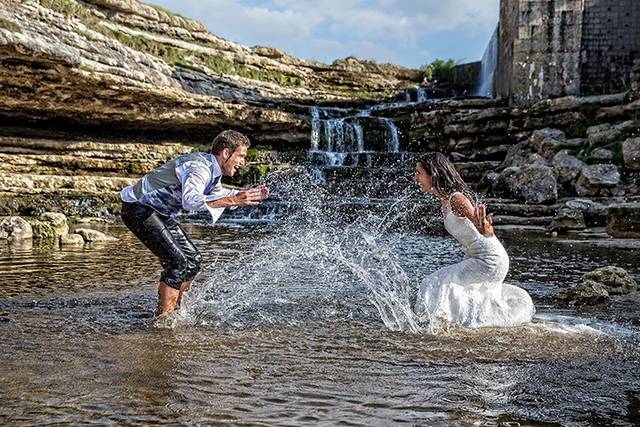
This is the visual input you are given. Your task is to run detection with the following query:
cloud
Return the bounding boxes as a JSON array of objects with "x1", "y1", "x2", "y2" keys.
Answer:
[{"x1": 148, "y1": 0, "x2": 499, "y2": 67}]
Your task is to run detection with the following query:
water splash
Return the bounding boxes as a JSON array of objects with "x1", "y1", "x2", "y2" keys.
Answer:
[{"x1": 178, "y1": 169, "x2": 430, "y2": 332}]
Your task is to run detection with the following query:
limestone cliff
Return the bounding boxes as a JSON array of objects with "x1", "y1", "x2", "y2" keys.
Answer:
[{"x1": 0, "y1": 0, "x2": 422, "y2": 144}]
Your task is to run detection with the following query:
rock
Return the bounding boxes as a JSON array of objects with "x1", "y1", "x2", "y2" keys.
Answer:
[
  {"x1": 580, "y1": 266, "x2": 637, "y2": 295},
  {"x1": 575, "y1": 164, "x2": 620, "y2": 196},
  {"x1": 606, "y1": 203, "x2": 640, "y2": 238},
  {"x1": 530, "y1": 128, "x2": 565, "y2": 160},
  {"x1": 515, "y1": 166, "x2": 558, "y2": 204},
  {"x1": 30, "y1": 220, "x2": 58, "y2": 241},
  {"x1": 586, "y1": 121, "x2": 638, "y2": 146},
  {"x1": 552, "y1": 151, "x2": 585, "y2": 183},
  {"x1": 557, "y1": 280, "x2": 610, "y2": 305},
  {"x1": 622, "y1": 137, "x2": 640, "y2": 171},
  {"x1": 565, "y1": 198, "x2": 608, "y2": 227},
  {"x1": 39, "y1": 212, "x2": 69, "y2": 238},
  {"x1": 500, "y1": 141, "x2": 530, "y2": 169},
  {"x1": 0, "y1": 216, "x2": 33, "y2": 241},
  {"x1": 551, "y1": 207, "x2": 586, "y2": 231},
  {"x1": 557, "y1": 266, "x2": 637, "y2": 304},
  {"x1": 60, "y1": 233, "x2": 85, "y2": 246},
  {"x1": 74, "y1": 228, "x2": 119, "y2": 242},
  {"x1": 590, "y1": 148, "x2": 614, "y2": 162}
]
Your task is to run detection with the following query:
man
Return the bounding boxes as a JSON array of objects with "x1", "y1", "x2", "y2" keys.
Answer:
[{"x1": 120, "y1": 130, "x2": 269, "y2": 315}]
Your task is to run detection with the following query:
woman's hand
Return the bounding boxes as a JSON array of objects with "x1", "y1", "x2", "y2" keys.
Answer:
[{"x1": 474, "y1": 203, "x2": 495, "y2": 237}]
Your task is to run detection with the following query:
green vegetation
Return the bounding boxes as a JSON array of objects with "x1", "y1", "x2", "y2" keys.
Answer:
[
  {"x1": 79, "y1": 64, "x2": 95, "y2": 73},
  {"x1": 0, "y1": 17, "x2": 22, "y2": 33},
  {"x1": 40, "y1": 0, "x2": 303, "y2": 87},
  {"x1": 421, "y1": 58, "x2": 457, "y2": 82},
  {"x1": 40, "y1": 0, "x2": 95, "y2": 22},
  {"x1": 101, "y1": 27, "x2": 303, "y2": 87}
]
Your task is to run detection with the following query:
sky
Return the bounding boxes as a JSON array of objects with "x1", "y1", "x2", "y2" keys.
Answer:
[{"x1": 149, "y1": 0, "x2": 500, "y2": 69}]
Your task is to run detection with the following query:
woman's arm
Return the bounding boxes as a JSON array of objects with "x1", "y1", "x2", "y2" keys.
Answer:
[{"x1": 449, "y1": 193, "x2": 495, "y2": 237}]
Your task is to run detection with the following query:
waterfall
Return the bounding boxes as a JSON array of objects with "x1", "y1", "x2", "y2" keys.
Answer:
[
  {"x1": 416, "y1": 87, "x2": 427, "y2": 103},
  {"x1": 309, "y1": 107, "x2": 401, "y2": 166},
  {"x1": 474, "y1": 26, "x2": 498, "y2": 98},
  {"x1": 381, "y1": 118, "x2": 400, "y2": 152},
  {"x1": 310, "y1": 107, "x2": 321, "y2": 150}
]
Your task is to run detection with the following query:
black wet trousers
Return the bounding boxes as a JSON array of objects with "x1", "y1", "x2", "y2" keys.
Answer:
[{"x1": 121, "y1": 202, "x2": 202, "y2": 290}]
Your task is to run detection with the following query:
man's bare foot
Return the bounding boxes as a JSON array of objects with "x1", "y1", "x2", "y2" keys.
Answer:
[{"x1": 156, "y1": 282, "x2": 180, "y2": 315}]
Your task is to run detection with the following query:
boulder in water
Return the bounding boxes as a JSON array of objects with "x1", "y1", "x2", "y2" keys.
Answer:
[
  {"x1": 551, "y1": 207, "x2": 586, "y2": 231},
  {"x1": 606, "y1": 203, "x2": 640, "y2": 238},
  {"x1": 75, "y1": 228, "x2": 118, "y2": 242},
  {"x1": 60, "y1": 233, "x2": 85, "y2": 246},
  {"x1": 557, "y1": 266, "x2": 637, "y2": 304},
  {"x1": 0, "y1": 216, "x2": 33, "y2": 241},
  {"x1": 39, "y1": 212, "x2": 69, "y2": 239},
  {"x1": 581, "y1": 266, "x2": 637, "y2": 295}
]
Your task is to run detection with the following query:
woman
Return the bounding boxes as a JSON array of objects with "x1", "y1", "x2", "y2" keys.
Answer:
[{"x1": 414, "y1": 152, "x2": 535, "y2": 330}]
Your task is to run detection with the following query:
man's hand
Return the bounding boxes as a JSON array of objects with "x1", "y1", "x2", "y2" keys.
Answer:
[
  {"x1": 232, "y1": 188, "x2": 265, "y2": 206},
  {"x1": 258, "y1": 185, "x2": 270, "y2": 201},
  {"x1": 474, "y1": 203, "x2": 495, "y2": 237}
]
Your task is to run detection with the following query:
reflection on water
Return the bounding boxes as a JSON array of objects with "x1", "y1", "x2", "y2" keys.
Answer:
[
  {"x1": 1, "y1": 219, "x2": 639, "y2": 425},
  {"x1": 1, "y1": 175, "x2": 640, "y2": 427}
]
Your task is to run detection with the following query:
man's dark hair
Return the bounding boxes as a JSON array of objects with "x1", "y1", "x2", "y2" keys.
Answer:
[{"x1": 210, "y1": 130, "x2": 250, "y2": 155}]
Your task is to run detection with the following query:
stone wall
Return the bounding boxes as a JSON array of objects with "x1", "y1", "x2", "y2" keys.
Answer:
[
  {"x1": 496, "y1": 0, "x2": 519, "y2": 100},
  {"x1": 580, "y1": 0, "x2": 640, "y2": 94},
  {"x1": 498, "y1": 0, "x2": 584, "y2": 104},
  {"x1": 497, "y1": 0, "x2": 640, "y2": 104}
]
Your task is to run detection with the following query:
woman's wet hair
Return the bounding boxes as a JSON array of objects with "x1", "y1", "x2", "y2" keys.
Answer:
[{"x1": 417, "y1": 152, "x2": 476, "y2": 204}]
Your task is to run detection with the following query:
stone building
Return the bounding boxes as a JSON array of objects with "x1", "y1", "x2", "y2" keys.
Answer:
[{"x1": 496, "y1": 0, "x2": 640, "y2": 104}]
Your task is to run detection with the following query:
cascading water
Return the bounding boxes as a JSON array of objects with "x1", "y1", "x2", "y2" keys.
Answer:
[
  {"x1": 381, "y1": 118, "x2": 400, "y2": 152},
  {"x1": 474, "y1": 26, "x2": 498, "y2": 98},
  {"x1": 308, "y1": 107, "x2": 401, "y2": 166},
  {"x1": 417, "y1": 87, "x2": 427, "y2": 103}
]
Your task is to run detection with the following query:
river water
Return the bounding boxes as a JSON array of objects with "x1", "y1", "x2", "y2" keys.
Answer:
[{"x1": 1, "y1": 181, "x2": 640, "y2": 425}]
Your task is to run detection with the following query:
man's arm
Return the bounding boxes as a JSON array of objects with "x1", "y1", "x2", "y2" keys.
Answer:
[{"x1": 206, "y1": 187, "x2": 265, "y2": 208}]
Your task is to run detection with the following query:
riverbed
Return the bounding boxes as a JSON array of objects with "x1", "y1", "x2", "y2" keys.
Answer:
[{"x1": 1, "y1": 214, "x2": 639, "y2": 425}]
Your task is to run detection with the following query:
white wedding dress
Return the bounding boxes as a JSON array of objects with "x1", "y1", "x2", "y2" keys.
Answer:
[{"x1": 414, "y1": 194, "x2": 535, "y2": 329}]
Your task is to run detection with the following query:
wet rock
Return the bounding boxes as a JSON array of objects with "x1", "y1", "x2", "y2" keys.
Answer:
[
  {"x1": 551, "y1": 207, "x2": 586, "y2": 231},
  {"x1": 557, "y1": 280, "x2": 610, "y2": 305},
  {"x1": 581, "y1": 266, "x2": 637, "y2": 295},
  {"x1": 500, "y1": 141, "x2": 530, "y2": 169},
  {"x1": 575, "y1": 164, "x2": 620, "y2": 196},
  {"x1": 552, "y1": 151, "x2": 584, "y2": 183},
  {"x1": 60, "y1": 233, "x2": 85, "y2": 246},
  {"x1": 606, "y1": 203, "x2": 640, "y2": 238},
  {"x1": 39, "y1": 212, "x2": 69, "y2": 238},
  {"x1": 586, "y1": 121, "x2": 638, "y2": 146},
  {"x1": 564, "y1": 198, "x2": 608, "y2": 227},
  {"x1": 0, "y1": 216, "x2": 32, "y2": 241},
  {"x1": 622, "y1": 137, "x2": 640, "y2": 171},
  {"x1": 514, "y1": 166, "x2": 558, "y2": 204},
  {"x1": 557, "y1": 266, "x2": 637, "y2": 304},
  {"x1": 74, "y1": 228, "x2": 118, "y2": 242},
  {"x1": 590, "y1": 148, "x2": 614, "y2": 162},
  {"x1": 30, "y1": 220, "x2": 57, "y2": 241},
  {"x1": 530, "y1": 128, "x2": 565, "y2": 160}
]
